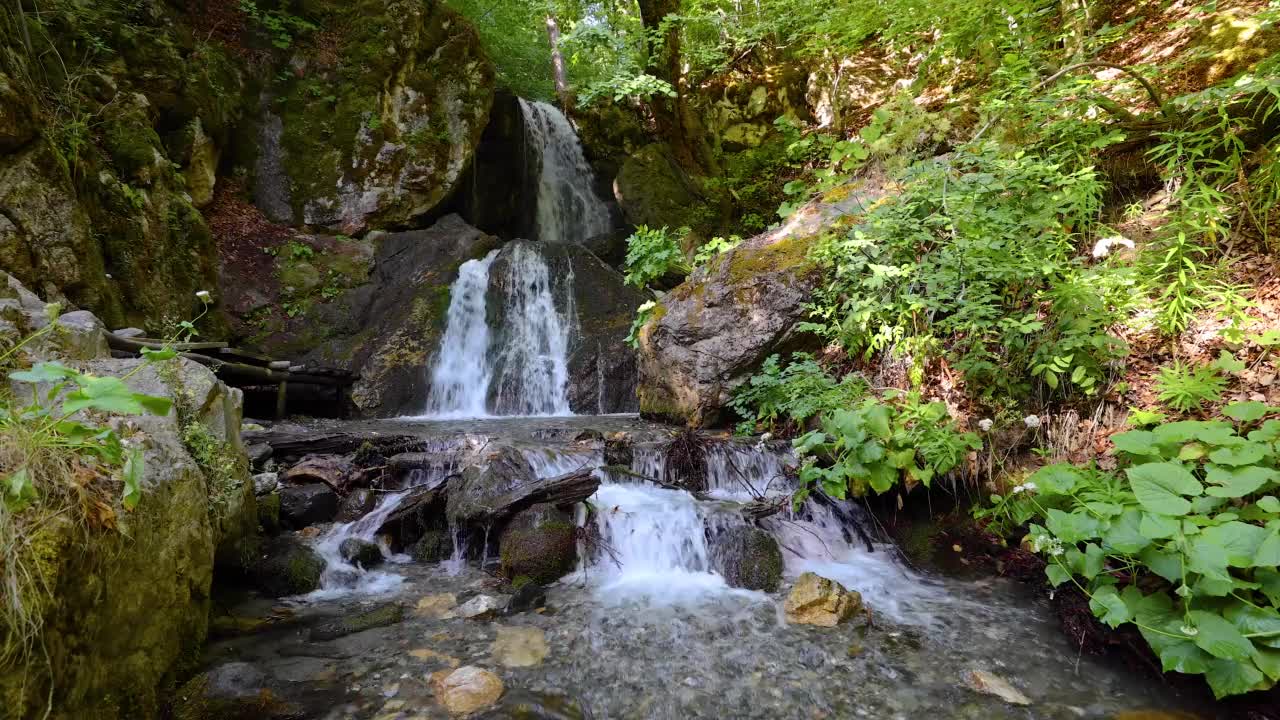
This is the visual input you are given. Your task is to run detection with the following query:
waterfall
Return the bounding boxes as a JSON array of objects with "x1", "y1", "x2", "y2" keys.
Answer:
[
  {"x1": 424, "y1": 251, "x2": 499, "y2": 418},
  {"x1": 421, "y1": 100, "x2": 611, "y2": 419},
  {"x1": 486, "y1": 242, "x2": 575, "y2": 416},
  {"x1": 518, "y1": 98, "x2": 612, "y2": 244}
]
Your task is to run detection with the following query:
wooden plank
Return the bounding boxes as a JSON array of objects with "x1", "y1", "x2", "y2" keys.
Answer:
[{"x1": 105, "y1": 334, "x2": 228, "y2": 352}]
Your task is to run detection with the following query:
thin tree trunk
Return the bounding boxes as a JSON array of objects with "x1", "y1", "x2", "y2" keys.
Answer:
[{"x1": 545, "y1": 14, "x2": 573, "y2": 110}]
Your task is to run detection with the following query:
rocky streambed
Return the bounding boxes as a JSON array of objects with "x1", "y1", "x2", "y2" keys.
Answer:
[{"x1": 189, "y1": 417, "x2": 1214, "y2": 720}]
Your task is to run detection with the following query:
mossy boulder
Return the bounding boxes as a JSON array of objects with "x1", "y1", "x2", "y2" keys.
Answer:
[
  {"x1": 711, "y1": 526, "x2": 784, "y2": 592},
  {"x1": 266, "y1": 0, "x2": 495, "y2": 232},
  {"x1": 498, "y1": 504, "x2": 577, "y2": 585},
  {"x1": 247, "y1": 536, "x2": 326, "y2": 597},
  {"x1": 636, "y1": 179, "x2": 885, "y2": 426},
  {"x1": 339, "y1": 538, "x2": 384, "y2": 569},
  {"x1": 172, "y1": 663, "x2": 299, "y2": 720},
  {"x1": 613, "y1": 142, "x2": 705, "y2": 231},
  {"x1": 309, "y1": 603, "x2": 404, "y2": 641},
  {"x1": 411, "y1": 529, "x2": 453, "y2": 562}
]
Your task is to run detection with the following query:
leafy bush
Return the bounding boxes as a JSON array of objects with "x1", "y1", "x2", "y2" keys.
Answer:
[
  {"x1": 729, "y1": 353, "x2": 868, "y2": 434},
  {"x1": 793, "y1": 392, "x2": 981, "y2": 500},
  {"x1": 976, "y1": 405, "x2": 1280, "y2": 698},
  {"x1": 804, "y1": 144, "x2": 1126, "y2": 402},
  {"x1": 623, "y1": 225, "x2": 691, "y2": 289},
  {"x1": 1155, "y1": 360, "x2": 1228, "y2": 413}
]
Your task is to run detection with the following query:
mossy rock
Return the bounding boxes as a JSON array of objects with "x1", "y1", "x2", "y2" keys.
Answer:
[
  {"x1": 411, "y1": 529, "x2": 453, "y2": 563},
  {"x1": 172, "y1": 664, "x2": 299, "y2": 720},
  {"x1": 309, "y1": 603, "x2": 405, "y2": 641},
  {"x1": 257, "y1": 493, "x2": 282, "y2": 535},
  {"x1": 248, "y1": 536, "x2": 325, "y2": 597},
  {"x1": 711, "y1": 526, "x2": 783, "y2": 592},
  {"x1": 498, "y1": 504, "x2": 577, "y2": 585}
]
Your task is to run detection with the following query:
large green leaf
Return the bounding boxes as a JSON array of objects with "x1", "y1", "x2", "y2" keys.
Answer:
[
  {"x1": 1103, "y1": 509, "x2": 1150, "y2": 554},
  {"x1": 1224, "y1": 401, "x2": 1269, "y2": 423},
  {"x1": 1208, "y1": 443, "x2": 1269, "y2": 467},
  {"x1": 1127, "y1": 462, "x2": 1202, "y2": 515},
  {"x1": 4, "y1": 467, "x2": 37, "y2": 512},
  {"x1": 1139, "y1": 547, "x2": 1184, "y2": 583},
  {"x1": 1257, "y1": 527, "x2": 1280, "y2": 568},
  {"x1": 1206, "y1": 465, "x2": 1278, "y2": 498},
  {"x1": 1191, "y1": 611, "x2": 1256, "y2": 661},
  {"x1": 9, "y1": 361, "x2": 78, "y2": 383},
  {"x1": 1111, "y1": 430, "x2": 1160, "y2": 456},
  {"x1": 1257, "y1": 568, "x2": 1280, "y2": 606},
  {"x1": 1088, "y1": 585, "x2": 1130, "y2": 628},
  {"x1": 1046, "y1": 508, "x2": 1101, "y2": 543},
  {"x1": 1255, "y1": 647, "x2": 1280, "y2": 682},
  {"x1": 1199, "y1": 522, "x2": 1269, "y2": 568},
  {"x1": 1225, "y1": 603, "x2": 1280, "y2": 650},
  {"x1": 1205, "y1": 657, "x2": 1266, "y2": 699},
  {"x1": 1028, "y1": 464, "x2": 1080, "y2": 495},
  {"x1": 62, "y1": 376, "x2": 171, "y2": 417},
  {"x1": 122, "y1": 448, "x2": 144, "y2": 511},
  {"x1": 1154, "y1": 421, "x2": 1237, "y2": 446},
  {"x1": 1140, "y1": 512, "x2": 1180, "y2": 539}
]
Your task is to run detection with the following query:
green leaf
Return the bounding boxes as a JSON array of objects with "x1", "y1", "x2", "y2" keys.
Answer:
[
  {"x1": 1046, "y1": 508, "x2": 1101, "y2": 543},
  {"x1": 1225, "y1": 603, "x2": 1280, "y2": 650},
  {"x1": 1103, "y1": 509, "x2": 1151, "y2": 554},
  {"x1": 1208, "y1": 443, "x2": 1268, "y2": 467},
  {"x1": 1206, "y1": 465, "x2": 1278, "y2": 498},
  {"x1": 1045, "y1": 563, "x2": 1071, "y2": 587},
  {"x1": 1154, "y1": 421, "x2": 1237, "y2": 446},
  {"x1": 9, "y1": 361, "x2": 78, "y2": 383},
  {"x1": 1126, "y1": 462, "x2": 1202, "y2": 515},
  {"x1": 1191, "y1": 610, "x2": 1256, "y2": 661},
  {"x1": 140, "y1": 346, "x2": 178, "y2": 362},
  {"x1": 1255, "y1": 647, "x2": 1280, "y2": 682},
  {"x1": 1111, "y1": 430, "x2": 1160, "y2": 456},
  {"x1": 1257, "y1": 568, "x2": 1280, "y2": 606},
  {"x1": 1214, "y1": 350, "x2": 1247, "y2": 374},
  {"x1": 1140, "y1": 512, "x2": 1180, "y2": 539},
  {"x1": 1258, "y1": 496, "x2": 1280, "y2": 513},
  {"x1": 1027, "y1": 464, "x2": 1080, "y2": 495},
  {"x1": 1257, "y1": 528, "x2": 1280, "y2": 568},
  {"x1": 1089, "y1": 585, "x2": 1130, "y2": 628},
  {"x1": 862, "y1": 404, "x2": 892, "y2": 440},
  {"x1": 867, "y1": 462, "x2": 897, "y2": 494},
  {"x1": 1224, "y1": 401, "x2": 1269, "y2": 423},
  {"x1": 122, "y1": 448, "x2": 144, "y2": 511},
  {"x1": 4, "y1": 467, "x2": 37, "y2": 512},
  {"x1": 1199, "y1": 521, "x2": 1269, "y2": 568},
  {"x1": 1082, "y1": 543, "x2": 1107, "y2": 579},
  {"x1": 1249, "y1": 420, "x2": 1280, "y2": 443},
  {"x1": 1205, "y1": 657, "x2": 1265, "y2": 699},
  {"x1": 1139, "y1": 547, "x2": 1183, "y2": 582}
]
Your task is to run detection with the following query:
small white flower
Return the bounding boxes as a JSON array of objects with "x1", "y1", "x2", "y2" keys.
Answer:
[
  {"x1": 1012, "y1": 484, "x2": 1026, "y2": 494},
  {"x1": 1091, "y1": 235, "x2": 1135, "y2": 259},
  {"x1": 1023, "y1": 414, "x2": 1042, "y2": 429},
  {"x1": 761, "y1": 432, "x2": 774, "y2": 442},
  {"x1": 978, "y1": 418, "x2": 994, "y2": 432},
  {"x1": 1022, "y1": 481, "x2": 1036, "y2": 492},
  {"x1": 195, "y1": 290, "x2": 212, "y2": 302},
  {"x1": 1180, "y1": 624, "x2": 1199, "y2": 637}
]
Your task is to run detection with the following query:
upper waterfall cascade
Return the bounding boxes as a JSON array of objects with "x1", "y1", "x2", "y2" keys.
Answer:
[{"x1": 422, "y1": 99, "x2": 611, "y2": 418}]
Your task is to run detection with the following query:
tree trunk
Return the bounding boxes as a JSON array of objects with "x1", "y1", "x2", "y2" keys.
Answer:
[{"x1": 545, "y1": 15, "x2": 573, "y2": 111}]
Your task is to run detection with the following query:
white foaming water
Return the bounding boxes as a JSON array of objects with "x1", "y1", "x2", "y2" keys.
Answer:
[
  {"x1": 588, "y1": 483, "x2": 760, "y2": 605},
  {"x1": 306, "y1": 490, "x2": 414, "y2": 600},
  {"x1": 519, "y1": 99, "x2": 612, "y2": 245},
  {"x1": 424, "y1": 251, "x2": 499, "y2": 418},
  {"x1": 704, "y1": 441, "x2": 794, "y2": 501},
  {"x1": 487, "y1": 242, "x2": 575, "y2": 416}
]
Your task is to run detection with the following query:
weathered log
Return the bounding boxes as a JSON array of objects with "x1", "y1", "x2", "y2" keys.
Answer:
[
  {"x1": 241, "y1": 430, "x2": 425, "y2": 459},
  {"x1": 375, "y1": 479, "x2": 452, "y2": 548},
  {"x1": 105, "y1": 334, "x2": 228, "y2": 352},
  {"x1": 282, "y1": 454, "x2": 355, "y2": 492}
]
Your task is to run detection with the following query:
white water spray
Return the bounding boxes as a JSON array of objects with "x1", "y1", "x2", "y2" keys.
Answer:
[{"x1": 519, "y1": 99, "x2": 612, "y2": 245}]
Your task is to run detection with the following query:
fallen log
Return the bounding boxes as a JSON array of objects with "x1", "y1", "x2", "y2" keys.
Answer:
[{"x1": 241, "y1": 430, "x2": 426, "y2": 459}]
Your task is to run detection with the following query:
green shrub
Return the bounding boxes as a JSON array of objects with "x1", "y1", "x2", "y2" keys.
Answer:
[
  {"x1": 975, "y1": 404, "x2": 1280, "y2": 698},
  {"x1": 793, "y1": 392, "x2": 981, "y2": 499},
  {"x1": 1154, "y1": 360, "x2": 1228, "y2": 413},
  {"x1": 730, "y1": 353, "x2": 867, "y2": 434},
  {"x1": 623, "y1": 225, "x2": 691, "y2": 289}
]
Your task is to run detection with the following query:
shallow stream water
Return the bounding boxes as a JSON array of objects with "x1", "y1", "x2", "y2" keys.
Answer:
[{"x1": 211, "y1": 416, "x2": 1216, "y2": 719}]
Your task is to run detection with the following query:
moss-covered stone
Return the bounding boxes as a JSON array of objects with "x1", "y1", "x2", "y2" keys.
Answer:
[
  {"x1": 248, "y1": 536, "x2": 325, "y2": 597},
  {"x1": 411, "y1": 529, "x2": 453, "y2": 563},
  {"x1": 711, "y1": 526, "x2": 784, "y2": 592},
  {"x1": 309, "y1": 603, "x2": 405, "y2": 641},
  {"x1": 498, "y1": 504, "x2": 577, "y2": 585}
]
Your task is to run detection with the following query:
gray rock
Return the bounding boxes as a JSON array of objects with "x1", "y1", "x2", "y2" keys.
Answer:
[
  {"x1": 411, "y1": 529, "x2": 453, "y2": 563},
  {"x1": 279, "y1": 483, "x2": 338, "y2": 529},
  {"x1": 112, "y1": 327, "x2": 145, "y2": 338},
  {"x1": 455, "y1": 594, "x2": 505, "y2": 620},
  {"x1": 253, "y1": 472, "x2": 279, "y2": 496},
  {"x1": 339, "y1": 538, "x2": 383, "y2": 569},
  {"x1": 711, "y1": 526, "x2": 784, "y2": 592},
  {"x1": 246, "y1": 443, "x2": 274, "y2": 470},
  {"x1": 636, "y1": 180, "x2": 885, "y2": 426},
  {"x1": 614, "y1": 142, "x2": 703, "y2": 230}
]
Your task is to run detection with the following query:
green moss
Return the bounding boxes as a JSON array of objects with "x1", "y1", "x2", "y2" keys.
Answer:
[
  {"x1": 725, "y1": 232, "x2": 819, "y2": 286},
  {"x1": 102, "y1": 116, "x2": 162, "y2": 180},
  {"x1": 257, "y1": 493, "x2": 281, "y2": 535},
  {"x1": 309, "y1": 603, "x2": 405, "y2": 641},
  {"x1": 499, "y1": 508, "x2": 576, "y2": 585}
]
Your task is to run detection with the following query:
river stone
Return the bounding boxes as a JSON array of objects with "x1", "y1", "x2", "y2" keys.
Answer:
[
  {"x1": 483, "y1": 689, "x2": 587, "y2": 719},
  {"x1": 499, "y1": 504, "x2": 577, "y2": 585},
  {"x1": 309, "y1": 603, "x2": 405, "y2": 641},
  {"x1": 434, "y1": 666, "x2": 504, "y2": 715},
  {"x1": 279, "y1": 483, "x2": 339, "y2": 529},
  {"x1": 412, "y1": 529, "x2": 453, "y2": 563},
  {"x1": 173, "y1": 662, "x2": 299, "y2": 720},
  {"x1": 253, "y1": 471, "x2": 279, "y2": 495},
  {"x1": 339, "y1": 538, "x2": 384, "y2": 569},
  {"x1": 456, "y1": 594, "x2": 505, "y2": 620},
  {"x1": 965, "y1": 670, "x2": 1032, "y2": 706},
  {"x1": 504, "y1": 581, "x2": 547, "y2": 615},
  {"x1": 416, "y1": 593, "x2": 459, "y2": 619},
  {"x1": 490, "y1": 625, "x2": 550, "y2": 667},
  {"x1": 249, "y1": 536, "x2": 326, "y2": 596},
  {"x1": 711, "y1": 526, "x2": 784, "y2": 592},
  {"x1": 783, "y1": 572, "x2": 861, "y2": 627},
  {"x1": 635, "y1": 179, "x2": 885, "y2": 426},
  {"x1": 337, "y1": 487, "x2": 378, "y2": 522}
]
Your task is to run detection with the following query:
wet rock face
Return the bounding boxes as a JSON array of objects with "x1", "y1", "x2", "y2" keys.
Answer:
[
  {"x1": 173, "y1": 662, "x2": 299, "y2": 720},
  {"x1": 613, "y1": 142, "x2": 704, "y2": 230},
  {"x1": 636, "y1": 181, "x2": 885, "y2": 426},
  {"x1": 339, "y1": 537, "x2": 384, "y2": 569},
  {"x1": 264, "y1": 0, "x2": 494, "y2": 233},
  {"x1": 336, "y1": 487, "x2": 377, "y2": 522},
  {"x1": 711, "y1": 526, "x2": 784, "y2": 592},
  {"x1": 783, "y1": 572, "x2": 863, "y2": 627},
  {"x1": 433, "y1": 665, "x2": 505, "y2": 715},
  {"x1": 499, "y1": 504, "x2": 578, "y2": 585}
]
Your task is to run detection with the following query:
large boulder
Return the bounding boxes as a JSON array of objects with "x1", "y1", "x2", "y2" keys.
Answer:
[
  {"x1": 613, "y1": 143, "x2": 704, "y2": 231},
  {"x1": 247, "y1": 535, "x2": 327, "y2": 597},
  {"x1": 485, "y1": 240, "x2": 648, "y2": 415},
  {"x1": 263, "y1": 0, "x2": 495, "y2": 233},
  {"x1": 0, "y1": 278, "x2": 255, "y2": 719},
  {"x1": 498, "y1": 504, "x2": 577, "y2": 585},
  {"x1": 278, "y1": 483, "x2": 339, "y2": 528},
  {"x1": 711, "y1": 526, "x2": 784, "y2": 592},
  {"x1": 635, "y1": 180, "x2": 885, "y2": 426}
]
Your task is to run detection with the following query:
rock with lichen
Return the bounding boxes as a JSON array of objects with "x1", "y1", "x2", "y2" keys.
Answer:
[
  {"x1": 783, "y1": 571, "x2": 862, "y2": 627},
  {"x1": 498, "y1": 504, "x2": 577, "y2": 585}
]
